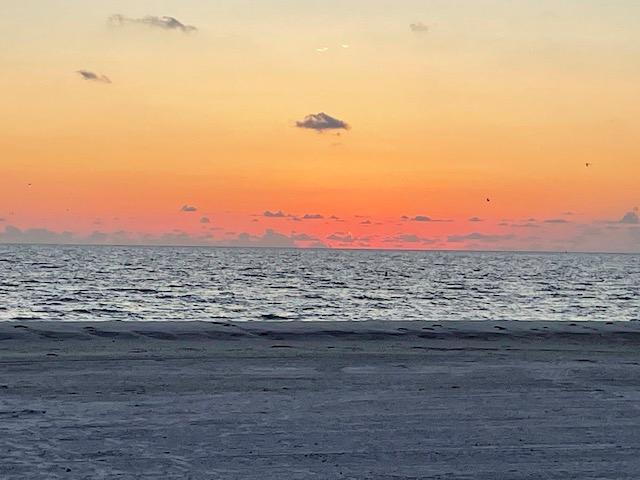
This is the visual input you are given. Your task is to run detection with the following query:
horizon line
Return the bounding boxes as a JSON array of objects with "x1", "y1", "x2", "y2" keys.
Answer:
[{"x1": 0, "y1": 241, "x2": 637, "y2": 256}]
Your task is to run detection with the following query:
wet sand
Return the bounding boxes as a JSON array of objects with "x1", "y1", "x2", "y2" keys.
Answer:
[{"x1": 1, "y1": 320, "x2": 640, "y2": 479}]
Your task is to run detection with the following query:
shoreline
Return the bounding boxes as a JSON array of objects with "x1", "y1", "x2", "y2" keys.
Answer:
[{"x1": 2, "y1": 320, "x2": 640, "y2": 479}]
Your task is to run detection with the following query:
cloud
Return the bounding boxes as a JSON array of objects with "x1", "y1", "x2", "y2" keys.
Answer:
[
  {"x1": 447, "y1": 232, "x2": 516, "y2": 243},
  {"x1": 109, "y1": 14, "x2": 196, "y2": 32},
  {"x1": 383, "y1": 234, "x2": 437, "y2": 245},
  {"x1": 410, "y1": 22, "x2": 429, "y2": 33},
  {"x1": 295, "y1": 113, "x2": 349, "y2": 132},
  {"x1": 469, "y1": 217, "x2": 483, "y2": 222},
  {"x1": 77, "y1": 70, "x2": 111, "y2": 84},
  {"x1": 263, "y1": 210, "x2": 287, "y2": 218},
  {"x1": 544, "y1": 218, "x2": 570, "y2": 224},
  {"x1": 180, "y1": 205, "x2": 197, "y2": 212},
  {"x1": 224, "y1": 229, "x2": 296, "y2": 248},
  {"x1": 0, "y1": 226, "x2": 75, "y2": 245},
  {"x1": 200, "y1": 216, "x2": 210, "y2": 224},
  {"x1": 302, "y1": 214, "x2": 324, "y2": 220},
  {"x1": 327, "y1": 233, "x2": 356, "y2": 243},
  {"x1": 621, "y1": 209, "x2": 639, "y2": 225},
  {"x1": 411, "y1": 215, "x2": 432, "y2": 222},
  {"x1": 360, "y1": 220, "x2": 372, "y2": 225},
  {"x1": 291, "y1": 233, "x2": 318, "y2": 241},
  {"x1": 511, "y1": 223, "x2": 539, "y2": 229}
]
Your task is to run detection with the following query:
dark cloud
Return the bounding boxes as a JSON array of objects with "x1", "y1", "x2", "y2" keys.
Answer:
[
  {"x1": 410, "y1": 22, "x2": 429, "y2": 33},
  {"x1": 180, "y1": 205, "x2": 197, "y2": 212},
  {"x1": 468, "y1": 217, "x2": 483, "y2": 222},
  {"x1": 263, "y1": 210, "x2": 287, "y2": 218},
  {"x1": 200, "y1": 216, "x2": 210, "y2": 224},
  {"x1": 621, "y1": 209, "x2": 639, "y2": 225},
  {"x1": 77, "y1": 70, "x2": 111, "y2": 84},
  {"x1": 447, "y1": 232, "x2": 516, "y2": 243},
  {"x1": 109, "y1": 14, "x2": 196, "y2": 32},
  {"x1": 302, "y1": 214, "x2": 324, "y2": 220},
  {"x1": 411, "y1": 215, "x2": 432, "y2": 222},
  {"x1": 295, "y1": 113, "x2": 349, "y2": 132}
]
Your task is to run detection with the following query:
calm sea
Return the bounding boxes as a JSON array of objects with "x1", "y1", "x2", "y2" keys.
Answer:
[{"x1": 0, "y1": 244, "x2": 638, "y2": 322}]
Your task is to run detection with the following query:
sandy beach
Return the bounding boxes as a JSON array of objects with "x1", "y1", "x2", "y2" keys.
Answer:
[{"x1": 2, "y1": 320, "x2": 640, "y2": 479}]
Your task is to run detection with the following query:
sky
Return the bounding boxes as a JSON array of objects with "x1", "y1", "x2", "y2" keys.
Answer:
[{"x1": 1, "y1": 0, "x2": 639, "y2": 252}]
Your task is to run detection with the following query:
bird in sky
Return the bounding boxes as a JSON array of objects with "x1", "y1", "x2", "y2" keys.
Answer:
[{"x1": 585, "y1": 162, "x2": 592, "y2": 167}]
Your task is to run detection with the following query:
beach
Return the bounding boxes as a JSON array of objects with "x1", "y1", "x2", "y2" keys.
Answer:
[{"x1": 2, "y1": 320, "x2": 640, "y2": 479}]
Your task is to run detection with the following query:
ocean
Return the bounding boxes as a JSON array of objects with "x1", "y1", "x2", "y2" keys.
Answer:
[{"x1": 0, "y1": 244, "x2": 638, "y2": 322}]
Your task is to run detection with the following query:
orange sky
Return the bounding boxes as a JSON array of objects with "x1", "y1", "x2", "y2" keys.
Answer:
[{"x1": 1, "y1": 1, "x2": 639, "y2": 251}]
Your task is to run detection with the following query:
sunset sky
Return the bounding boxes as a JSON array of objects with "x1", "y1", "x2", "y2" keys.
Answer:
[{"x1": 1, "y1": 0, "x2": 639, "y2": 251}]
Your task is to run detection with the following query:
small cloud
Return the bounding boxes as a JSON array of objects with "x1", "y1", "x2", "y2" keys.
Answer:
[
  {"x1": 264, "y1": 210, "x2": 287, "y2": 218},
  {"x1": 360, "y1": 220, "x2": 372, "y2": 225},
  {"x1": 180, "y1": 205, "x2": 197, "y2": 212},
  {"x1": 447, "y1": 232, "x2": 516, "y2": 243},
  {"x1": 291, "y1": 233, "x2": 318, "y2": 241},
  {"x1": 412, "y1": 215, "x2": 432, "y2": 222},
  {"x1": 316, "y1": 47, "x2": 329, "y2": 53},
  {"x1": 109, "y1": 14, "x2": 196, "y2": 32},
  {"x1": 383, "y1": 234, "x2": 437, "y2": 245},
  {"x1": 327, "y1": 232, "x2": 356, "y2": 243},
  {"x1": 77, "y1": 70, "x2": 111, "y2": 84},
  {"x1": 544, "y1": 219, "x2": 570, "y2": 224},
  {"x1": 621, "y1": 208, "x2": 639, "y2": 225},
  {"x1": 200, "y1": 216, "x2": 210, "y2": 224},
  {"x1": 224, "y1": 229, "x2": 295, "y2": 248},
  {"x1": 410, "y1": 22, "x2": 429, "y2": 33},
  {"x1": 302, "y1": 214, "x2": 324, "y2": 220},
  {"x1": 341, "y1": 44, "x2": 350, "y2": 49},
  {"x1": 469, "y1": 217, "x2": 483, "y2": 222},
  {"x1": 296, "y1": 113, "x2": 349, "y2": 132}
]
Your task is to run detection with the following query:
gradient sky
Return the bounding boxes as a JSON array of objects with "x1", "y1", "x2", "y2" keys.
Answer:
[{"x1": 1, "y1": 0, "x2": 639, "y2": 251}]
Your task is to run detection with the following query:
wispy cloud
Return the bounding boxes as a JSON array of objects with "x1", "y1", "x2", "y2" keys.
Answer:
[
  {"x1": 447, "y1": 232, "x2": 516, "y2": 243},
  {"x1": 383, "y1": 234, "x2": 437, "y2": 245},
  {"x1": 410, "y1": 22, "x2": 429, "y2": 33},
  {"x1": 263, "y1": 210, "x2": 287, "y2": 218},
  {"x1": 327, "y1": 233, "x2": 357, "y2": 243},
  {"x1": 302, "y1": 214, "x2": 324, "y2": 220},
  {"x1": 109, "y1": 14, "x2": 196, "y2": 33},
  {"x1": 296, "y1": 113, "x2": 349, "y2": 132},
  {"x1": 77, "y1": 70, "x2": 111, "y2": 84}
]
